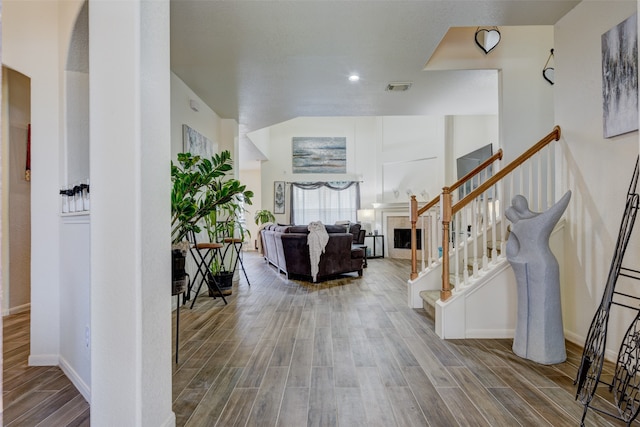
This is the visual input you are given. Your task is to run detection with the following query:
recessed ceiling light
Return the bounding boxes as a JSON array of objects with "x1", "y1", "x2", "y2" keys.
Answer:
[
  {"x1": 386, "y1": 82, "x2": 412, "y2": 92},
  {"x1": 348, "y1": 74, "x2": 360, "y2": 82}
]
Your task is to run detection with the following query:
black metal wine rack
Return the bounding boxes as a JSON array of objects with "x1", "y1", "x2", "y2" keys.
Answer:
[{"x1": 575, "y1": 157, "x2": 640, "y2": 426}]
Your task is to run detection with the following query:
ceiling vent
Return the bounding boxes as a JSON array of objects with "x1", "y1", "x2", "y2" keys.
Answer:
[{"x1": 385, "y1": 82, "x2": 412, "y2": 92}]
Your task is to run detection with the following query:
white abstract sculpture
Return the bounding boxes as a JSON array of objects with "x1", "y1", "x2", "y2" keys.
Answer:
[{"x1": 505, "y1": 191, "x2": 571, "y2": 364}]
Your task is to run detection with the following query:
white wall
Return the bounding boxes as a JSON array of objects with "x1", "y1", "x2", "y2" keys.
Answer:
[
  {"x1": 171, "y1": 72, "x2": 219, "y2": 159},
  {"x1": 257, "y1": 114, "x2": 496, "y2": 225},
  {"x1": 427, "y1": 26, "x2": 555, "y2": 162},
  {"x1": 451, "y1": 115, "x2": 499, "y2": 162},
  {"x1": 239, "y1": 168, "x2": 263, "y2": 250},
  {"x1": 555, "y1": 1, "x2": 639, "y2": 359},
  {"x1": 90, "y1": 1, "x2": 174, "y2": 425},
  {"x1": 3, "y1": 0, "x2": 75, "y2": 366}
]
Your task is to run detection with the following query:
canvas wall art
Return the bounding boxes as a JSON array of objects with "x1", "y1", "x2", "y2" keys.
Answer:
[
  {"x1": 274, "y1": 181, "x2": 285, "y2": 214},
  {"x1": 602, "y1": 14, "x2": 639, "y2": 138},
  {"x1": 183, "y1": 124, "x2": 214, "y2": 158},
  {"x1": 292, "y1": 137, "x2": 346, "y2": 174}
]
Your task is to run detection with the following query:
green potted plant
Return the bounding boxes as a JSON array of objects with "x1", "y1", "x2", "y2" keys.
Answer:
[
  {"x1": 254, "y1": 209, "x2": 276, "y2": 226},
  {"x1": 171, "y1": 150, "x2": 253, "y2": 296}
]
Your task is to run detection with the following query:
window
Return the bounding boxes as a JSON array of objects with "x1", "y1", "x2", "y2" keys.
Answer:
[{"x1": 291, "y1": 181, "x2": 360, "y2": 225}]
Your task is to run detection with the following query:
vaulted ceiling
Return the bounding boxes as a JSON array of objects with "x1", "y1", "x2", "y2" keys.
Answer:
[{"x1": 170, "y1": 0, "x2": 580, "y2": 165}]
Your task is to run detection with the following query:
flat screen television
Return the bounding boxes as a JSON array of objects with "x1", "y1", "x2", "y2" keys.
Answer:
[{"x1": 456, "y1": 143, "x2": 493, "y2": 199}]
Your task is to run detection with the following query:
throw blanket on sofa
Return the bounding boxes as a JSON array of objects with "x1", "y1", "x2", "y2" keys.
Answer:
[{"x1": 307, "y1": 221, "x2": 329, "y2": 281}]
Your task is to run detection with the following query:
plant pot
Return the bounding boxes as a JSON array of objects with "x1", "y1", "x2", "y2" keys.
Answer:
[
  {"x1": 208, "y1": 271, "x2": 233, "y2": 296},
  {"x1": 172, "y1": 249, "x2": 188, "y2": 295}
]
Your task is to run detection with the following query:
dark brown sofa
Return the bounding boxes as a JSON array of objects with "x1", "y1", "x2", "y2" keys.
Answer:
[{"x1": 261, "y1": 224, "x2": 365, "y2": 282}]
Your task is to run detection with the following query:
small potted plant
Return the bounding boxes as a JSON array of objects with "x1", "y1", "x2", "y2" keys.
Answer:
[
  {"x1": 254, "y1": 209, "x2": 276, "y2": 226},
  {"x1": 253, "y1": 209, "x2": 276, "y2": 255}
]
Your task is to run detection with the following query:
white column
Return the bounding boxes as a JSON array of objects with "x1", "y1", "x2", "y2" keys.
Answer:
[{"x1": 90, "y1": 0, "x2": 174, "y2": 425}]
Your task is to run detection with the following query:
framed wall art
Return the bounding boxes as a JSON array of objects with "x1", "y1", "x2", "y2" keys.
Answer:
[
  {"x1": 292, "y1": 136, "x2": 346, "y2": 174},
  {"x1": 274, "y1": 181, "x2": 285, "y2": 214},
  {"x1": 602, "y1": 14, "x2": 639, "y2": 138},
  {"x1": 183, "y1": 124, "x2": 215, "y2": 158}
]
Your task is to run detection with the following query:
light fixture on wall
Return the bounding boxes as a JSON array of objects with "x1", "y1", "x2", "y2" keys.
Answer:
[
  {"x1": 420, "y1": 190, "x2": 429, "y2": 201},
  {"x1": 189, "y1": 99, "x2": 200, "y2": 112},
  {"x1": 393, "y1": 189, "x2": 400, "y2": 199},
  {"x1": 475, "y1": 26, "x2": 501, "y2": 54},
  {"x1": 406, "y1": 189, "x2": 413, "y2": 198},
  {"x1": 542, "y1": 49, "x2": 555, "y2": 85}
]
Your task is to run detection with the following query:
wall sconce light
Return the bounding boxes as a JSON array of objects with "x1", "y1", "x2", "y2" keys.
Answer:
[
  {"x1": 475, "y1": 26, "x2": 501, "y2": 54},
  {"x1": 393, "y1": 189, "x2": 400, "y2": 199},
  {"x1": 406, "y1": 189, "x2": 413, "y2": 197},
  {"x1": 189, "y1": 99, "x2": 200, "y2": 112},
  {"x1": 542, "y1": 49, "x2": 555, "y2": 85},
  {"x1": 420, "y1": 190, "x2": 429, "y2": 200}
]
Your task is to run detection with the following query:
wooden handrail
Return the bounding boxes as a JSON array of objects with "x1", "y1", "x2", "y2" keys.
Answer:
[
  {"x1": 416, "y1": 195, "x2": 440, "y2": 217},
  {"x1": 452, "y1": 125, "x2": 561, "y2": 216},
  {"x1": 415, "y1": 150, "x2": 503, "y2": 218},
  {"x1": 450, "y1": 149, "x2": 504, "y2": 194}
]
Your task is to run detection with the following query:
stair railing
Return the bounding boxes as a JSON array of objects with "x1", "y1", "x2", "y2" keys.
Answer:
[
  {"x1": 410, "y1": 125, "x2": 562, "y2": 302},
  {"x1": 410, "y1": 149, "x2": 503, "y2": 280}
]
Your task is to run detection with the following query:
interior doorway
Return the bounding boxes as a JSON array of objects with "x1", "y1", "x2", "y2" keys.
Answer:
[{"x1": 2, "y1": 66, "x2": 32, "y2": 316}]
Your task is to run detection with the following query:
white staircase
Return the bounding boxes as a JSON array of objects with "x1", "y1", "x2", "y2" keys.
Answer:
[{"x1": 408, "y1": 126, "x2": 565, "y2": 339}]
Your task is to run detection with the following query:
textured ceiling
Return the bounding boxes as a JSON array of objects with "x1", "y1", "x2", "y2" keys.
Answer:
[{"x1": 170, "y1": 0, "x2": 580, "y2": 167}]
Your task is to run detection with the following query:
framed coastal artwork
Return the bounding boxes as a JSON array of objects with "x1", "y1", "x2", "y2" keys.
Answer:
[
  {"x1": 292, "y1": 137, "x2": 346, "y2": 174},
  {"x1": 602, "y1": 14, "x2": 638, "y2": 138},
  {"x1": 274, "y1": 181, "x2": 285, "y2": 214},
  {"x1": 183, "y1": 124, "x2": 215, "y2": 158}
]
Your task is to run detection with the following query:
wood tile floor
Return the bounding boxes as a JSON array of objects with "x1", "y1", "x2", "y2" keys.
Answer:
[
  {"x1": 2, "y1": 253, "x2": 637, "y2": 426},
  {"x1": 3, "y1": 310, "x2": 90, "y2": 426},
  {"x1": 172, "y1": 252, "x2": 638, "y2": 427}
]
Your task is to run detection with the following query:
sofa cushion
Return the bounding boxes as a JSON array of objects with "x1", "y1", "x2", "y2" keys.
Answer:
[
  {"x1": 286, "y1": 225, "x2": 308, "y2": 234},
  {"x1": 350, "y1": 247, "x2": 365, "y2": 259}
]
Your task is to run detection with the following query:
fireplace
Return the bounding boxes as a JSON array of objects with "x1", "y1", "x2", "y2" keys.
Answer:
[
  {"x1": 394, "y1": 228, "x2": 421, "y2": 250},
  {"x1": 386, "y1": 215, "x2": 428, "y2": 259}
]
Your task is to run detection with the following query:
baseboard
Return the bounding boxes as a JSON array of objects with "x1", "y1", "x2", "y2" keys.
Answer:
[
  {"x1": 3, "y1": 302, "x2": 31, "y2": 316},
  {"x1": 564, "y1": 330, "x2": 618, "y2": 364},
  {"x1": 28, "y1": 354, "x2": 59, "y2": 366},
  {"x1": 159, "y1": 412, "x2": 176, "y2": 427},
  {"x1": 59, "y1": 355, "x2": 91, "y2": 402},
  {"x1": 466, "y1": 328, "x2": 514, "y2": 339}
]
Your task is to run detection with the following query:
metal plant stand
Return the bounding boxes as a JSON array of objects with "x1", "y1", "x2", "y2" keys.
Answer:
[{"x1": 575, "y1": 157, "x2": 640, "y2": 426}]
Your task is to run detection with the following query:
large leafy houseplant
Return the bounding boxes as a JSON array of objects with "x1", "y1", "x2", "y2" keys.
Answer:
[
  {"x1": 171, "y1": 150, "x2": 253, "y2": 245},
  {"x1": 171, "y1": 150, "x2": 252, "y2": 296}
]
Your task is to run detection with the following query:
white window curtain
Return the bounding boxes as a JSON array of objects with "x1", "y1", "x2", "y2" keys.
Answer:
[{"x1": 290, "y1": 181, "x2": 360, "y2": 225}]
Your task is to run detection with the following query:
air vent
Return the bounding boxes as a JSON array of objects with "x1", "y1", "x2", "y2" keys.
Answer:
[{"x1": 386, "y1": 82, "x2": 412, "y2": 92}]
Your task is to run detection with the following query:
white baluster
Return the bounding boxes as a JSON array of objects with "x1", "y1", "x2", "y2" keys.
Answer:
[
  {"x1": 454, "y1": 212, "x2": 460, "y2": 290},
  {"x1": 537, "y1": 152, "x2": 543, "y2": 211},
  {"x1": 491, "y1": 184, "x2": 498, "y2": 263},
  {"x1": 528, "y1": 159, "x2": 534, "y2": 209},
  {"x1": 482, "y1": 191, "x2": 489, "y2": 270},
  {"x1": 547, "y1": 144, "x2": 554, "y2": 209},
  {"x1": 472, "y1": 198, "x2": 479, "y2": 278},
  {"x1": 420, "y1": 212, "x2": 429, "y2": 271},
  {"x1": 431, "y1": 205, "x2": 442, "y2": 262},
  {"x1": 462, "y1": 205, "x2": 469, "y2": 285}
]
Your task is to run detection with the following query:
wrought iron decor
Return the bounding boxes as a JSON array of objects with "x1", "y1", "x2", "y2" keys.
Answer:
[{"x1": 575, "y1": 156, "x2": 640, "y2": 426}]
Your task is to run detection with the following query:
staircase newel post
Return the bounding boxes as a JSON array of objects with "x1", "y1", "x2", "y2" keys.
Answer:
[
  {"x1": 410, "y1": 195, "x2": 418, "y2": 280},
  {"x1": 441, "y1": 187, "x2": 452, "y2": 301}
]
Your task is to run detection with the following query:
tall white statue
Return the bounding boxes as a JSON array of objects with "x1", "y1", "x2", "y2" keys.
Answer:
[{"x1": 505, "y1": 191, "x2": 571, "y2": 364}]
